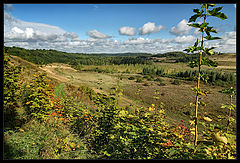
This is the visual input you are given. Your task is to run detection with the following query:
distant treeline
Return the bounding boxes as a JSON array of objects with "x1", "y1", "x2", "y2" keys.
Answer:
[
  {"x1": 4, "y1": 46, "x2": 153, "y2": 66},
  {"x1": 152, "y1": 51, "x2": 199, "y2": 63},
  {"x1": 141, "y1": 64, "x2": 236, "y2": 86},
  {"x1": 152, "y1": 51, "x2": 225, "y2": 63}
]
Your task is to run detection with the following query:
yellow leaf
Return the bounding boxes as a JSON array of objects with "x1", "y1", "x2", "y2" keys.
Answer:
[
  {"x1": 148, "y1": 107, "x2": 154, "y2": 111},
  {"x1": 190, "y1": 128, "x2": 195, "y2": 135},
  {"x1": 213, "y1": 132, "x2": 228, "y2": 144},
  {"x1": 70, "y1": 142, "x2": 76, "y2": 148},
  {"x1": 203, "y1": 117, "x2": 212, "y2": 122},
  {"x1": 189, "y1": 120, "x2": 195, "y2": 125},
  {"x1": 178, "y1": 135, "x2": 184, "y2": 139},
  {"x1": 149, "y1": 127, "x2": 154, "y2": 132},
  {"x1": 19, "y1": 128, "x2": 24, "y2": 132}
]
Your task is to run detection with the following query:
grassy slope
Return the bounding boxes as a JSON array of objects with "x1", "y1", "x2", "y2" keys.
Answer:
[{"x1": 8, "y1": 53, "x2": 237, "y2": 128}]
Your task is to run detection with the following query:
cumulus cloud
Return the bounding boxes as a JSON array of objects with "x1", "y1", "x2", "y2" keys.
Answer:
[
  {"x1": 124, "y1": 37, "x2": 153, "y2": 44},
  {"x1": 4, "y1": 11, "x2": 75, "y2": 44},
  {"x1": 139, "y1": 22, "x2": 166, "y2": 35},
  {"x1": 119, "y1": 26, "x2": 136, "y2": 36},
  {"x1": 217, "y1": 31, "x2": 236, "y2": 52},
  {"x1": 170, "y1": 19, "x2": 192, "y2": 35},
  {"x1": 86, "y1": 29, "x2": 111, "y2": 39},
  {"x1": 173, "y1": 35, "x2": 196, "y2": 44}
]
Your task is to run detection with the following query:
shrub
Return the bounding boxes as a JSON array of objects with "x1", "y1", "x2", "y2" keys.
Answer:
[
  {"x1": 136, "y1": 78, "x2": 143, "y2": 83},
  {"x1": 143, "y1": 82, "x2": 150, "y2": 86},
  {"x1": 23, "y1": 73, "x2": 55, "y2": 121},
  {"x1": 128, "y1": 76, "x2": 135, "y2": 80},
  {"x1": 155, "y1": 77, "x2": 163, "y2": 82},
  {"x1": 4, "y1": 54, "x2": 22, "y2": 129},
  {"x1": 172, "y1": 79, "x2": 181, "y2": 85}
]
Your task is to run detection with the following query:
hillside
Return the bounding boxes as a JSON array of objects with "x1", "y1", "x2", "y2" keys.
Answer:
[{"x1": 3, "y1": 48, "x2": 236, "y2": 159}]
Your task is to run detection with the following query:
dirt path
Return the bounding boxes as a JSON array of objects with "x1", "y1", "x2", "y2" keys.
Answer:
[{"x1": 39, "y1": 63, "x2": 77, "y2": 83}]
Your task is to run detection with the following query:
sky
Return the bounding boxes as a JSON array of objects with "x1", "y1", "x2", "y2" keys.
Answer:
[{"x1": 4, "y1": 3, "x2": 236, "y2": 54}]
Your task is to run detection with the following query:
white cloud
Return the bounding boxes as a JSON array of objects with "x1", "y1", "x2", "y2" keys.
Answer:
[
  {"x1": 139, "y1": 22, "x2": 166, "y2": 35},
  {"x1": 218, "y1": 31, "x2": 236, "y2": 51},
  {"x1": 119, "y1": 26, "x2": 136, "y2": 36},
  {"x1": 173, "y1": 35, "x2": 196, "y2": 44},
  {"x1": 124, "y1": 37, "x2": 153, "y2": 44},
  {"x1": 12, "y1": 26, "x2": 24, "y2": 33},
  {"x1": 170, "y1": 19, "x2": 192, "y2": 35},
  {"x1": 201, "y1": 31, "x2": 236, "y2": 53},
  {"x1": 4, "y1": 11, "x2": 75, "y2": 44},
  {"x1": 86, "y1": 29, "x2": 111, "y2": 39}
]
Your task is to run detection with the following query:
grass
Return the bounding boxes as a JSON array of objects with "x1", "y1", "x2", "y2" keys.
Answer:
[
  {"x1": 4, "y1": 119, "x2": 91, "y2": 159},
  {"x1": 54, "y1": 83, "x2": 66, "y2": 98}
]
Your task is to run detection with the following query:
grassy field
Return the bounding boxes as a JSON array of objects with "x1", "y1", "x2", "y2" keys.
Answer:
[{"x1": 36, "y1": 53, "x2": 236, "y2": 128}]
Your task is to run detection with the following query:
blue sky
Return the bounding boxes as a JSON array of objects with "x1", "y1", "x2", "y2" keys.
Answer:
[{"x1": 4, "y1": 4, "x2": 236, "y2": 53}]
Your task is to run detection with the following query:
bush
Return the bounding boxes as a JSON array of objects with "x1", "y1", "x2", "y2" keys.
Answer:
[
  {"x1": 155, "y1": 77, "x2": 163, "y2": 82},
  {"x1": 143, "y1": 82, "x2": 150, "y2": 86},
  {"x1": 128, "y1": 76, "x2": 135, "y2": 80},
  {"x1": 4, "y1": 54, "x2": 22, "y2": 129},
  {"x1": 172, "y1": 79, "x2": 181, "y2": 85},
  {"x1": 136, "y1": 78, "x2": 143, "y2": 83},
  {"x1": 23, "y1": 73, "x2": 55, "y2": 121}
]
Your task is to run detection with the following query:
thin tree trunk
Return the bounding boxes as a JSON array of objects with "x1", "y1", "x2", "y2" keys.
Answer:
[
  {"x1": 226, "y1": 95, "x2": 233, "y2": 133},
  {"x1": 194, "y1": 5, "x2": 208, "y2": 150}
]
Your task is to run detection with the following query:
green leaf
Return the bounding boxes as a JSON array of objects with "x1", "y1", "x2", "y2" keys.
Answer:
[
  {"x1": 201, "y1": 57, "x2": 218, "y2": 67},
  {"x1": 199, "y1": 101, "x2": 207, "y2": 106},
  {"x1": 208, "y1": 49, "x2": 214, "y2": 55},
  {"x1": 200, "y1": 22, "x2": 209, "y2": 28},
  {"x1": 221, "y1": 87, "x2": 236, "y2": 95},
  {"x1": 188, "y1": 60, "x2": 199, "y2": 68},
  {"x1": 201, "y1": 4, "x2": 207, "y2": 9},
  {"x1": 188, "y1": 23, "x2": 201, "y2": 28},
  {"x1": 205, "y1": 26, "x2": 217, "y2": 36},
  {"x1": 194, "y1": 39, "x2": 199, "y2": 47},
  {"x1": 204, "y1": 47, "x2": 216, "y2": 55},
  {"x1": 189, "y1": 14, "x2": 198, "y2": 22},
  {"x1": 193, "y1": 9, "x2": 200, "y2": 13},
  {"x1": 208, "y1": 7, "x2": 227, "y2": 20},
  {"x1": 204, "y1": 35, "x2": 221, "y2": 40},
  {"x1": 215, "y1": 12, "x2": 228, "y2": 20},
  {"x1": 208, "y1": 4, "x2": 216, "y2": 7}
]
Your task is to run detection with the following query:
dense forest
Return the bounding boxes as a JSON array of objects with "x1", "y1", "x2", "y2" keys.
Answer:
[{"x1": 4, "y1": 46, "x2": 153, "y2": 66}]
